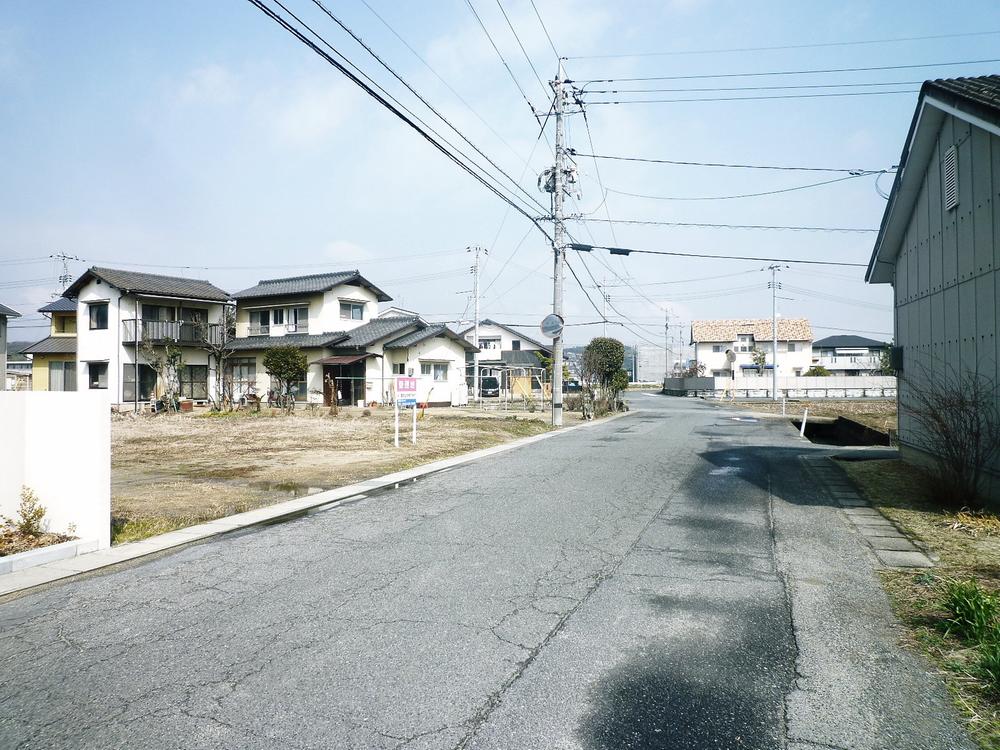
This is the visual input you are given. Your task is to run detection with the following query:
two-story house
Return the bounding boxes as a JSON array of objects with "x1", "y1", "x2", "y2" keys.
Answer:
[
  {"x1": 458, "y1": 319, "x2": 552, "y2": 394},
  {"x1": 230, "y1": 272, "x2": 476, "y2": 407},
  {"x1": 23, "y1": 297, "x2": 78, "y2": 391},
  {"x1": 811, "y1": 335, "x2": 888, "y2": 376},
  {"x1": 691, "y1": 319, "x2": 813, "y2": 377},
  {"x1": 0, "y1": 303, "x2": 19, "y2": 390},
  {"x1": 61, "y1": 267, "x2": 231, "y2": 408}
]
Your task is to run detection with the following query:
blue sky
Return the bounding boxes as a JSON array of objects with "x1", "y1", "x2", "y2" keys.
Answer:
[{"x1": 2, "y1": 0, "x2": 1000, "y2": 352}]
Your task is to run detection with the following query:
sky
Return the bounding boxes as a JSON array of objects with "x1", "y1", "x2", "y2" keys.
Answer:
[{"x1": 2, "y1": 0, "x2": 1000, "y2": 358}]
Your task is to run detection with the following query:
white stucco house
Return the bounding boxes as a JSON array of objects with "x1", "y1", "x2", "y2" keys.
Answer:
[
  {"x1": 0, "y1": 303, "x2": 21, "y2": 391},
  {"x1": 230, "y1": 271, "x2": 476, "y2": 407},
  {"x1": 458, "y1": 319, "x2": 553, "y2": 389},
  {"x1": 811, "y1": 335, "x2": 888, "y2": 376},
  {"x1": 866, "y1": 75, "x2": 1000, "y2": 501},
  {"x1": 691, "y1": 319, "x2": 813, "y2": 377},
  {"x1": 60, "y1": 267, "x2": 231, "y2": 409}
]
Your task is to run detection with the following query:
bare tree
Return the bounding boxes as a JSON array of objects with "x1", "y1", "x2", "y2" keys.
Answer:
[
  {"x1": 902, "y1": 362, "x2": 1000, "y2": 507},
  {"x1": 138, "y1": 337, "x2": 184, "y2": 412},
  {"x1": 196, "y1": 306, "x2": 237, "y2": 412}
]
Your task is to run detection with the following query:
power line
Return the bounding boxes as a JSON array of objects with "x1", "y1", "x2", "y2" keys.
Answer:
[
  {"x1": 572, "y1": 217, "x2": 879, "y2": 233},
  {"x1": 570, "y1": 149, "x2": 892, "y2": 173},
  {"x1": 584, "y1": 80, "x2": 926, "y2": 94},
  {"x1": 570, "y1": 241, "x2": 869, "y2": 267},
  {"x1": 494, "y1": 0, "x2": 548, "y2": 98},
  {"x1": 586, "y1": 89, "x2": 918, "y2": 105},
  {"x1": 813, "y1": 324, "x2": 893, "y2": 336},
  {"x1": 310, "y1": 0, "x2": 548, "y2": 215},
  {"x1": 528, "y1": 0, "x2": 559, "y2": 60},
  {"x1": 463, "y1": 0, "x2": 541, "y2": 121},
  {"x1": 246, "y1": 0, "x2": 550, "y2": 240},
  {"x1": 579, "y1": 57, "x2": 1000, "y2": 83},
  {"x1": 565, "y1": 29, "x2": 1000, "y2": 59},
  {"x1": 604, "y1": 173, "x2": 873, "y2": 201}
]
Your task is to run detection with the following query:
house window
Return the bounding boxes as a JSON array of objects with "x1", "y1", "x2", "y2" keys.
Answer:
[
  {"x1": 290, "y1": 307, "x2": 309, "y2": 333},
  {"x1": 226, "y1": 357, "x2": 257, "y2": 397},
  {"x1": 88, "y1": 362, "x2": 108, "y2": 389},
  {"x1": 179, "y1": 365, "x2": 209, "y2": 400},
  {"x1": 737, "y1": 334, "x2": 753, "y2": 352},
  {"x1": 141, "y1": 304, "x2": 175, "y2": 322},
  {"x1": 421, "y1": 362, "x2": 448, "y2": 381},
  {"x1": 512, "y1": 340, "x2": 521, "y2": 351},
  {"x1": 272, "y1": 308, "x2": 284, "y2": 325},
  {"x1": 340, "y1": 301, "x2": 364, "y2": 320},
  {"x1": 249, "y1": 310, "x2": 269, "y2": 336},
  {"x1": 88, "y1": 303, "x2": 108, "y2": 330},
  {"x1": 712, "y1": 344, "x2": 723, "y2": 353},
  {"x1": 393, "y1": 362, "x2": 405, "y2": 375},
  {"x1": 48, "y1": 361, "x2": 77, "y2": 392},
  {"x1": 480, "y1": 338, "x2": 501, "y2": 351},
  {"x1": 787, "y1": 342, "x2": 797, "y2": 352},
  {"x1": 123, "y1": 364, "x2": 157, "y2": 401},
  {"x1": 54, "y1": 314, "x2": 76, "y2": 334}
]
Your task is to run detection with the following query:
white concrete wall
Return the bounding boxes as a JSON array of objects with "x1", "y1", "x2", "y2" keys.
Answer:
[
  {"x1": 0, "y1": 391, "x2": 111, "y2": 549},
  {"x1": 665, "y1": 374, "x2": 897, "y2": 398},
  {"x1": 0, "y1": 314, "x2": 7, "y2": 391},
  {"x1": 380, "y1": 337, "x2": 469, "y2": 405},
  {"x1": 318, "y1": 284, "x2": 380, "y2": 333}
]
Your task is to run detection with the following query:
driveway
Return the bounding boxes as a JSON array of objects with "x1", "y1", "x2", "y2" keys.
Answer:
[{"x1": 0, "y1": 395, "x2": 972, "y2": 749}]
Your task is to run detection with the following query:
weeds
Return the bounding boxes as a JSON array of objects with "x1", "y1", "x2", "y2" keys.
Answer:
[
  {"x1": 942, "y1": 579, "x2": 1000, "y2": 642},
  {"x1": 3, "y1": 487, "x2": 47, "y2": 537}
]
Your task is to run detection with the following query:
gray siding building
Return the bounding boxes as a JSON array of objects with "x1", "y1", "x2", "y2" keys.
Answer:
[
  {"x1": 866, "y1": 75, "x2": 1000, "y2": 499},
  {"x1": 0, "y1": 303, "x2": 21, "y2": 390}
]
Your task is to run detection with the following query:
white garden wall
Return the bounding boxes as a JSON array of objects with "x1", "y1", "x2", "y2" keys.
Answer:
[{"x1": 0, "y1": 391, "x2": 111, "y2": 549}]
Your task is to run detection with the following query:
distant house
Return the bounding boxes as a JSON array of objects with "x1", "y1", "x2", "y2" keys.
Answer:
[
  {"x1": 23, "y1": 298, "x2": 78, "y2": 391},
  {"x1": 62, "y1": 267, "x2": 231, "y2": 408},
  {"x1": 0, "y1": 303, "x2": 21, "y2": 391},
  {"x1": 865, "y1": 75, "x2": 1000, "y2": 497},
  {"x1": 459, "y1": 319, "x2": 553, "y2": 392},
  {"x1": 231, "y1": 272, "x2": 475, "y2": 406},
  {"x1": 811, "y1": 335, "x2": 888, "y2": 376},
  {"x1": 691, "y1": 319, "x2": 813, "y2": 377}
]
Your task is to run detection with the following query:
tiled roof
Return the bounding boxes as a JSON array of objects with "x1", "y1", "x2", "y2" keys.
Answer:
[
  {"x1": 38, "y1": 297, "x2": 77, "y2": 313},
  {"x1": 229, "y1": 332, "x2": 348, "y2": 351},
  {"x1": 690, "y1": 318, "x2": 812, "y2": 344},
  {"x1": 22, "y1": 336, "x2": 77, "y2": 355},
  {"x1": 0, "y1": 303, "x2": 21, "y2": 318},
  {"x1": 925, "y1": 75, "x2": 1000, "y2": 114},
  {"x1": 813, "y1": 335, "x2": 888, "y2": 349},
  {"x1": 383, "y1": 324, "x2": 479, "y2": 351},
  {"x1": 338, "y1": 316, "x2": 419, "y2": 347},
  {"x1": 64, "y1": 267, "x2": 229, "y2": 301},
  {"x1": 232, "y1": 271, "x2": 392, "y2": 302}
]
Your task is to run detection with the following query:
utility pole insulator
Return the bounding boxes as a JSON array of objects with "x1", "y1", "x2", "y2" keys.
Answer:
[{"x1": 550, "y1": 65, "x2": 567, "y2": 427}]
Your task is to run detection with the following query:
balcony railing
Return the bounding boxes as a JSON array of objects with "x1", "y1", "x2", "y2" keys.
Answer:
[
  {"x1": 248, "y1": 324, "x2": 270, "y2": 337},
  {"x1": 285, "y1": 322, "x2": 308, "y2": 334},
  {"x1": 122, "y1": 319, "x2": 223, "y2": 345}
]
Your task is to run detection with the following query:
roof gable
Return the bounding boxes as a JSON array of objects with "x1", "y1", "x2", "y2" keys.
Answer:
[
  {"x1": 232, "y1": 271, "x2": 392, "y2": 302},
  {"x1": 384, "y1": 324, "x2": 479, "y2": 351},
  {"x1": 812, "y1": 335, "x2": 888, "y2": 349},
  {"x1": 690, "y1": 318, "x2": 812, "y2": 344},
  {"x1": 64, "y1": 267, "x2": 229, "y2": 302},
  {"x1": 38, "y1": 297, "x2": 77, "y2": 313},
  {"x1": 336, "y1": 316, "x2": 420, "y2": 347},
  {"x1": 867, "y1": 75, "x2": 1000, "y2": 284},
  {"x1": 0, "y1": 303, "x2": 20, "y2": 318},
  {"x1": 458, "y1": 319, "x2": 551, "y2": 351}
]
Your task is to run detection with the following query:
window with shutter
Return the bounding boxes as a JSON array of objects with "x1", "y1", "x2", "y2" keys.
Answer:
[{"x1": 943, "y1": 145, "x2": 958, "y2": 210}]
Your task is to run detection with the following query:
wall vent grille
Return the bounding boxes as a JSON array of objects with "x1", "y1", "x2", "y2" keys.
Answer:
[{"x1": 944, "y1": 145, "x2": 959, "y2": 211}]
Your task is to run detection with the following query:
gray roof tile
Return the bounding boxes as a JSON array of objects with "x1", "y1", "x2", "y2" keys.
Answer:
[
  {"x1": 229, "y1": 333, "x2": 348, "y2": 351},
  {"x1": 38, "y1": 297, "x2": 77, "y2": 313},
  {"x1": 232, "y1": 271, "x2": 392, "y2": 302},
  {"x1": 813, "y1": 335, "x2": 888, "y2": 349},
  {"x1": 0, "y1": 303, "x2": 21, "y2": 318},
  {"x1": 337, "y1": 317, "x2": 419, "y2": 347},
  {"x1": 64, "y1": 267, "x2": 229, "y2": 301},
  {"x1": 22, "y1": 336, "x2": 77, "y2": 355},
  {"x1": 925, "y1": 75, "x2": 1000, "y2": 114},
  {"x1": 383, "y1": 324, "x2": 479, "y2": 351}
]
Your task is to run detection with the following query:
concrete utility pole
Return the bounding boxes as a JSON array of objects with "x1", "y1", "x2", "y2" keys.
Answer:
[
  {"x1": 550, "y1": 64, "x2": 567, "y2": 427},
  {"x1": 664, "y1": 309, "x2": 670, "y2": 382},
  {"x1": 601, "y1": 276, "x2": 608, "y2": 337},
  {"x1": 469, "y1": 246, "x2": 486, "y2": 402},
  {"x1": 768, "y1": 264, "x2": 782, "y2": 401}
]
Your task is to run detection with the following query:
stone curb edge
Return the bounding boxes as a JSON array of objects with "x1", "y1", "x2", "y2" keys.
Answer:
[{"x1": 0, "y1": 409, "x2": 634, "y2": 600}]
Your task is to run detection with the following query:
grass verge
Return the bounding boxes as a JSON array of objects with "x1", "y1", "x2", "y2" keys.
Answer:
[{"x1": 841, "y1": 458, "x2": 1000, "y2": 748}]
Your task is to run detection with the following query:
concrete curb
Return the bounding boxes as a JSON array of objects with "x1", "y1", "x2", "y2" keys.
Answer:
[{"x1": 0, "y1": 410, "x2": 633, "y2": 600}]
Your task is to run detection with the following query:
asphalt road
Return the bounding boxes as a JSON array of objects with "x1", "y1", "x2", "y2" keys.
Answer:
[{"x1": 0, "y1": 396, "x2": 974, "y2": 750}]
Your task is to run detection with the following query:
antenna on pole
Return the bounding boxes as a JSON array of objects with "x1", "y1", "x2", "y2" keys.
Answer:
[{"x1": 51, "y1": 252, "x2": 81, "y2": 294}]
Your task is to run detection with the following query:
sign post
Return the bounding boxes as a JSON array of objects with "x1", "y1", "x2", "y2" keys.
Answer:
[{"x1": 395, "y1": 376, "x2": 418, "y2": 447}]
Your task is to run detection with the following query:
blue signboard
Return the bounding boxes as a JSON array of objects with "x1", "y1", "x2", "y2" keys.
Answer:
[{"x1": 398, "y1": 398, "x2": 417, "y2": 407}]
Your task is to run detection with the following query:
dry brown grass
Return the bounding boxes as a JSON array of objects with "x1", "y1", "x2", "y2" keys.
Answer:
[
  {"x1": 111, "y1": 408, "x2": 557, "y2": 544},
  {"x1": 731, "y1": 398, "x2": 897, "y2": 432},
  {"x1": 842, "y1": 458, "x2": 1000, "y2": 747}
]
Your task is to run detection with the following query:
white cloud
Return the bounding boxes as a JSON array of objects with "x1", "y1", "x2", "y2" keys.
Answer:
[
  {"x1": 268, "y1": 76, "x2": 360, "y2": 149},
  {"x1": 174, "y1": 64, "x2": 238, "y2": 106}
]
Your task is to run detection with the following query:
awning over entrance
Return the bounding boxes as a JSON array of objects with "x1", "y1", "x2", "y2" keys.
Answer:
[{"x1": 310, "y1": 354, "x2": 373, "y2": 365}]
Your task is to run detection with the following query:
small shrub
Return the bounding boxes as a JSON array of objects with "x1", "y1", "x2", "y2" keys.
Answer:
[
  {"x1": 564, "y1": 394, "x2": 582, "y2": 412},
  {"x1": 941, "y1": 579, "x2": 1000, "y2": 643},
  {"x1": 362, "y1": 408, "x2": 372, "y2": 417},
  {"x1": 3, "y1": 487, "x2": 47, "y2": 537},
  {"x1": 593, "y1": 397, "x2": 610, "y2": 418},
  {"x1": 978, "y1": 639, "x2": 1000, "y2": 696}
]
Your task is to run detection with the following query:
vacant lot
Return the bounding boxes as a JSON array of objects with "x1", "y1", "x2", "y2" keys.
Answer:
[
  {"x1": 731, "y1": 398, "x2": 897, "y2": 433},
  {"x1": 112, "y1": 408, "x2": 553, "y2": 543},
  {"x1": 843, "y1": 458, "x2": 1000, "y2": 748}
]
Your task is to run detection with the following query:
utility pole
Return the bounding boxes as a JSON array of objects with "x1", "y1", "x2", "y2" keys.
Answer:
[
  {"x1": 550, "y1": 63, "x2": 567, "y2": 427},
  {"x1": 768, "y1": 264, "x2": 783, "y2": 401},
  {"x1": 601, "y1": 276, "x2": 608, "y2": 337},
  {"x1": 664, "y1": 309, "x2": 670, "y2": 383},
  {"x1": 469, "y1": 246, "x2": 486, "y2": 403},
  {"x1": 52, "y1": 252, "x2": 80, "y2": 293}
]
